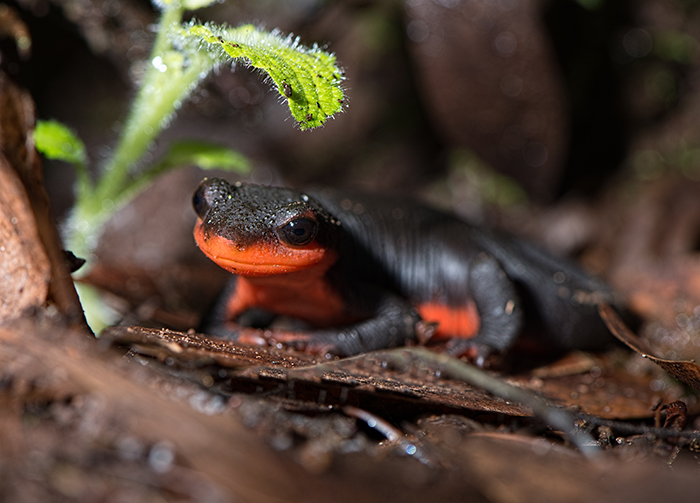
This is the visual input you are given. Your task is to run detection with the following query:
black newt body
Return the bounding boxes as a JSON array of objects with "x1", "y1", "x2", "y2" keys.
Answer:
[{"x1": 193, "y1": 178, "x2": 618, "y2": 361}]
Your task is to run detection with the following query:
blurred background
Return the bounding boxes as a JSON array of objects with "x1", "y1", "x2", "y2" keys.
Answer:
[
  {"x1": 3, "y1": 0, "x2": 700, "y2": 343},
  {"x1": 4, "y1": 0, "x2": 694, "y2": 204}
]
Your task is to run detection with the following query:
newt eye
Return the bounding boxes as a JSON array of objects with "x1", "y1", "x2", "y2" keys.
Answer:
[
  {"x1": 278, "y1": 218, "x2": 318, "y2": 246},
  {"x1": 193, "y1": 186, "x2": 209, "y2": 218}
]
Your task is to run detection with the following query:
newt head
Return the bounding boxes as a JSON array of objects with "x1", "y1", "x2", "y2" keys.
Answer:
[{"x1": 193, "y1": 178, "x2": 340, "y2": 277}]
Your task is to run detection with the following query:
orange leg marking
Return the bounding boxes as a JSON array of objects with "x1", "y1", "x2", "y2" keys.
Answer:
[{"x1": 416, "y1": 301, "x2": 480, "y2": 340}]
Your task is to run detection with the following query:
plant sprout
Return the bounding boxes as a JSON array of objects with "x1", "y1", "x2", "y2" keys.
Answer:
[{"x1": 34, "y1": 0, "x2": 346, "y2": 330}]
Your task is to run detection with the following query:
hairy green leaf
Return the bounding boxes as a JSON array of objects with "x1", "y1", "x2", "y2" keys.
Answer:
[
  {"x1": 182, "y1": 23, "x2": 345, "y2": 130},
  {"x1": 34, "y1": 120, "x2": 87, "y2": 166}
]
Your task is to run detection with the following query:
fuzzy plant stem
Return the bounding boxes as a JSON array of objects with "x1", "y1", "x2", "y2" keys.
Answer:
[
  {"x1": 64, "y1": 4, "x2": 213, "y2": 332},
  {"x1": 96, "y1": 4, "x2": 185, "y2": 203},
  {"x1": 68, "y1": 3, "x2": 212, "y2": 265}
]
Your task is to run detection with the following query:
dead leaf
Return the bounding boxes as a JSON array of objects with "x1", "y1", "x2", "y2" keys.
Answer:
[
  {"x1": 0, "y1": 155, "x2": 51, "y2": 320},
  {"x1": 104, "y1": 325, "x2": 533, "y2": 417},
  {"x1": 0, "y1": 72, "x2": 86, "y2": 327},
  {"x1": 108, "y1": 324, "x2": 681, "y2": 422},
  {"x1": 599, "y1": 303, "x2": 700, "y2": 390},
  {"x1": 102, "y1": 325, "x2": 319, "y2": 369},
  {"x1": 405, "y1": 0, "x2": 567, "y2": 200},
  {"x1": 663, "y1": 400, "x2": 688, "y2": 431},
  {"x1": 644, "y1": 357, "x2": 700, "y2": 390},
  {"x1": 526, "y1": 363, "x2": 673, "y2": 420}
]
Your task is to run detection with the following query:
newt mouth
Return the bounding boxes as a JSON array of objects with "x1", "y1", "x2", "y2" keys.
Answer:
[
  {"x1": 204, "y1": 253, "x2": 309, "y2": 275},
  {"x1": 194, "y1": 221, "x2": 328, "y2": 276}
]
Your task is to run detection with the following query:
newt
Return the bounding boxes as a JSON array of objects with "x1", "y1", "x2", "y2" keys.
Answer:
[{"x1": 193, "y1": 177, "x2": 619, "y2": 363}]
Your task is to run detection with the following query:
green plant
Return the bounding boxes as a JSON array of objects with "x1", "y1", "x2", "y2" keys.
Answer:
[{"x1": 34, "y1": 0, "x2": 345, "y2": 330}]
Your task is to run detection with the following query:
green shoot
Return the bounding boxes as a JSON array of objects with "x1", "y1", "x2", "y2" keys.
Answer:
[{"x1": 33, "y1": 0, "x2": 346, "y2": 331}]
